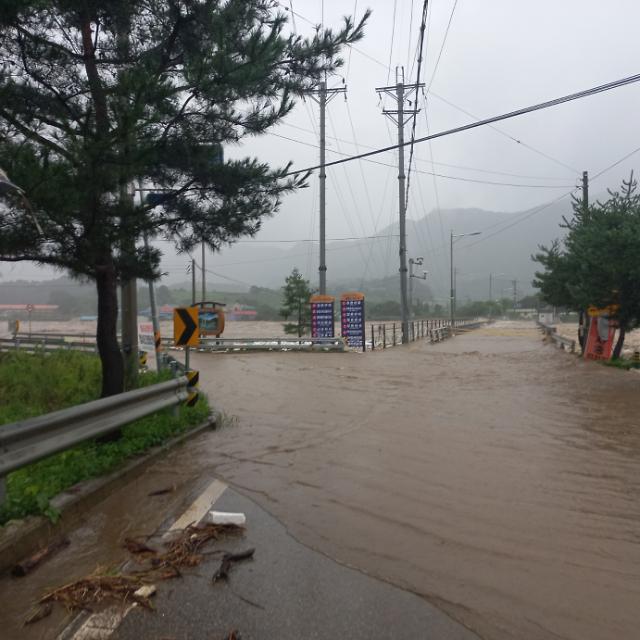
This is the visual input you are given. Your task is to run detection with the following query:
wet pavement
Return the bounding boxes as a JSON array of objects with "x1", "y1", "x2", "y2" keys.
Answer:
[{"x1": 1, "y1": 321, "x2": 639, "y2": 639}]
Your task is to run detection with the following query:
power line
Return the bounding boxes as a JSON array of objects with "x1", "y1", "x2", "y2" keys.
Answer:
[
  {"x1": 278, "y1": 120, "x2": 570, "y2": 180},
  {"x1": 405, "y1": 0, "x2": 429, "y2": 213},
  {"x1": 426, "y1": 0, "x2": 459, "y2": 92},
  {"x1": 270, "y1": 131, "x2": 573, "y2": 188},
  {"x1": 235, "y1": 234, "x2": 398, "y2": 244},
  {"x1": 461, "y1": 142, "x2": 640, "y2": 250},
  {"x1": 284, "y1": 72, "x2": 640, "y2": 176},
  {"x1": 427, "y1": 91, "x2": 580, "y2": 174}
]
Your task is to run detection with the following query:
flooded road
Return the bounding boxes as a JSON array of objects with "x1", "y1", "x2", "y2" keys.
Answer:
[
  {"x1": 2, "y1": 321, "x2": 639, "y2": 639},
  {"x1": 187, "y1": 321, "x2": 640, "y2": 640}
]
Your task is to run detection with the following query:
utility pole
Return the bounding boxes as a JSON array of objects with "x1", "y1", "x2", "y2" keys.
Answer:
[
  {"x1": 582, "y1": 170, "x2": 589, "y2": 213},
  {"x1": 191, "y1": 259, "x2": 196, "y2": 305},
  {"x1": 512, "y1": 279, "x2": 518, "y2": 310},
  {"x1": 201, "y1": 242, "x2": 206, "y2": 302},
  {"x1": 377, "y1": 68, "x2": 423, "y2": 343},
  {"x1": 310, "y1": 80, "x2": 346, "y2": 294},
  {"x1": 144, "y1": 234, "x2": 162, "y2": 372}
]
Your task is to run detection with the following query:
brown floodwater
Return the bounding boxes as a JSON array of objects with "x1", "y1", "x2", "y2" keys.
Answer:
[
  {"x1": 186, "y1": 321, "x2": 640, "y2": 640},
  {"x1": 1, "y1": 321, "x2": 639, "y2": 639}
]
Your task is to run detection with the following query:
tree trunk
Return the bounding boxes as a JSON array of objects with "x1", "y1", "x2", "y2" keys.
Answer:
[
  {"x1": 578, "y1": 309, "x2": 588, "y2": 354},
  {"x1": 96, "y1": 256, "x2": 124, "y2": 397},
  {"x1": 612, "y1": 325, "x2": 626, "y2": 360}
]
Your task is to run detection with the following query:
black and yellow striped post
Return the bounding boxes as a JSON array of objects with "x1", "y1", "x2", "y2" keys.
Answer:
[
  {"x1": 186, "y1": 369, "x2": 199, "y2": 407},
  {"x1": 138, "y1": 351, "x2": 148, "y2": 370},
  {"x1": 633, "y1": 351, "x2": 640, "y2": 368}
]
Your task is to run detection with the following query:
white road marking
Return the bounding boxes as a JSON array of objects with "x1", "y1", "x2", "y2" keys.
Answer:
[
  {"x1": 168, "y1": 478, "x2": 227, "y2": 532},
  {"x1": 61, "y1": 478, "x2": 227, "y2": 640}
]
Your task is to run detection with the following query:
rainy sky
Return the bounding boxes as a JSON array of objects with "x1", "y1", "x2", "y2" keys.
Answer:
[{"x1": 3, "y1": 0, "x2": 640, "y2": 286}]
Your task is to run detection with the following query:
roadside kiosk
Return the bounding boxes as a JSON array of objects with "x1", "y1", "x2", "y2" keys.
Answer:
[{"x1": 190, "y1": 301, "x2": 226, "y2": 338}]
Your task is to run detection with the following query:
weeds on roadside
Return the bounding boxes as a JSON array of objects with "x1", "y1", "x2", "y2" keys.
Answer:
[{"x1": 0, "y1": 351, "x2": 211, "y2": 525}]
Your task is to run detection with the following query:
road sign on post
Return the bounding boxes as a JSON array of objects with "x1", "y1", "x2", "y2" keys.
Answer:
[
  {"x1": 340, "y1": 292, "x2": 365, "y2": 351},
  {"x1": 310, "y1": 295, "x2": 335, "y2": 338},
  {"x1": 173, "y1": 307, "x2": 199, "y2": 347}
]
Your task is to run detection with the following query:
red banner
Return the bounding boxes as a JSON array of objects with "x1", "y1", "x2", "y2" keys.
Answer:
[{"x1": 584, "y1": 316, "x2": 616, "y2": 361}]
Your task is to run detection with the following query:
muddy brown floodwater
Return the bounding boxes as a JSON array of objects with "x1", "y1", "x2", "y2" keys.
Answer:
[
  {"x1": 187, "y1": 321, "x2": 640, "y2": 640},
  {"x1": 1, "y1": 321, "x2": 638, "y2": 640}
]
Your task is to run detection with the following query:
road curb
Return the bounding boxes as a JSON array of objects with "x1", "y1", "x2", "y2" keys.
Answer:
[{"x1": 0, "y1": 415, "x2": 217, "y2": 573}]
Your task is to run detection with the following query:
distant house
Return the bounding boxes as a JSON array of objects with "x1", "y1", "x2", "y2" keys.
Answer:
[{"x1": 226, "y1": 304, "x2": 257, "y2": 321}]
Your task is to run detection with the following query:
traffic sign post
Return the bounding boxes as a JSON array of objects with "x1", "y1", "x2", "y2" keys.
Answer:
[
  {"x1": 173, "y1": 307, "x2": 199, "y2": 347},
  {"x1": 174, "y1": 306, "x2": 200, "y2": 372},
  {"x1": 340, "y1": 292, "x2": 365, "y2": 352}
]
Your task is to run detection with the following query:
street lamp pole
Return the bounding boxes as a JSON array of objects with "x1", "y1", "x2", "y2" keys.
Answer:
[
  {"x1": 450, "y1": 230, "x2": 481, "y2": 330},
  {"x1": 409, "y1": 257, "x2": 426, "y2": 319}
]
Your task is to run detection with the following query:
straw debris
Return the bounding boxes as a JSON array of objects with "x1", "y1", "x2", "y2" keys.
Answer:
[{"x1": 29, "y1": 522, "x2": 243, "y2": 623}]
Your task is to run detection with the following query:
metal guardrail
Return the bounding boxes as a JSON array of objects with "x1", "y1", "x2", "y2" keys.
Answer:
[
  {"x1": 368, "y1": 318, "x2": 482, "y2": 350},
  {"x1": 0, "y1": 377, "x2": 190, "y2": 504},
  {"x1": 0, "y1": 336, "x2": 98, "y2": 353},
  {"x1": 196, "y1": 336, "x2": 346, "y2": 352},
  {"x1": 536, "y1": 320, "x2": 576, "y2": 353}
]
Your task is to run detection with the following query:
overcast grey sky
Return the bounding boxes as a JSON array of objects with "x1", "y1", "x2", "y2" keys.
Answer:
[{"x1": 3, "y1": 0, "x2": 640, "y2": 289}]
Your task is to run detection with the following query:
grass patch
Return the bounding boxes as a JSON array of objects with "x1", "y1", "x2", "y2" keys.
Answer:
[
  {"x1": 0, "y1": 351, "x2": 210, "y2": 525},
  {"x1": 602, "y1": 357, "x2": 637, "y2": 370}
]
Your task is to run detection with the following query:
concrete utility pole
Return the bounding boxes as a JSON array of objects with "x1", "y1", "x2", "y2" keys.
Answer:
[
  {"x1": 117, "y1": 20, "x2": 138, "y2": 390},
  {"x1": 377, "y1": 68, "x2": 423, "y2": 343},
  {"x1": 409, "y1": 257, "x2": 427, "y2": 319},
  {"x1": 582, "y1": 170, "x2": 589, "y2": 213},
  {"x1": 201, "y1": 242, "x2": 206, "y2": 302},
  {"x1": 310, "y1": 80, "x2": 346, "y2": 294},
  {"x1": 144, "y1": 233, "x2": 162, "y2": 372},
  {"x1": 120, "y1": 184, "x2": 138, "y2": 390},
  {"x1": 450, "y1": 230, "x2": 482, "y2": 328},
  {"x1": 512, "y1": 279, "x2": 518, "y2": 310},
  {"x1": 191, "y1": 259, "x2": 196, "y2": 305}
]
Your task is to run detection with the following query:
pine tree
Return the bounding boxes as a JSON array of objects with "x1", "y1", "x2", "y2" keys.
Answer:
[
  {"x1": 280, "y1": 268, "x2": 312, "y2": 337},
  {"x1": 0, "y1": 1, "x2": 368, "y2": 395}
]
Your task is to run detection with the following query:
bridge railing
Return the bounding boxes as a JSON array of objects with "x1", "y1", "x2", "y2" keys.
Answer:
[
  {"x1": 536, "y1": 320, "x2": 576, "y2": 353},
  {"x1": 368, "y1": 318, "x2": 483, "y2": 350}
]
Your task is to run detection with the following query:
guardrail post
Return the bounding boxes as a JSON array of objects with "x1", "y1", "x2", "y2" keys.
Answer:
[
  {"x1": 371, "y1": 325, "x2": 375, "y2": 351},
  {"x1": 383, "y1": 324, "x2": 386, "y2": 349},
  {"x1": 393, "y1": 323, "x2": 396, "y2": 346}
]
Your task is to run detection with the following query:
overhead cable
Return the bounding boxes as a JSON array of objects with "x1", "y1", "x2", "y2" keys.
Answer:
[{"x1": 284, "y1": 72, "x2": 640, "y2": 176}]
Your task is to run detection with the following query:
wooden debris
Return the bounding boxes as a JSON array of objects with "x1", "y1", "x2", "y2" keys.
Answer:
[
  {"x1": 12, "y1": 538, "x2": 70, "y2": 577},
  {"x1": 148, "y1": 486, "x2": 176, "y2": 497},
  {"x1": 124, "y1": 538, "x2": 158, "y2": 555},
  {"x1": 28, "y1": 522, "x2": 244, "y2": 624},
  {"x1": 212, "y1": 548, "x2": 255, "y2": 583},
  {"x1": 24, "y1": 602, "x2": 52, "y2": 625}
]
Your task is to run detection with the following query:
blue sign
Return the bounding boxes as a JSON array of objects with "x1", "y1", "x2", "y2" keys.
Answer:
[
  {"x1": 311, "y1": 296, "x2": 335, "y2": 338},
  {"x1": 341, "y1": 293, "x2": 365, "y2": 350}
]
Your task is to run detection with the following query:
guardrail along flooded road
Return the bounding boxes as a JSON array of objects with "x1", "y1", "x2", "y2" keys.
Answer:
[{"x1": 188, "y1": 321, "x2": 640, "y2": 640}]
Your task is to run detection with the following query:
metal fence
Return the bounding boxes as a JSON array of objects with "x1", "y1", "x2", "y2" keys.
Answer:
[
  {"x1": 368, "y1": 318, "x2": 483, "y2": 350},
  {"x1": 0, "y1": 377, "x2": 190, "y2": 505},
  {"x1": 536, "y1": 320, "x2": 576, "y2": 353}
]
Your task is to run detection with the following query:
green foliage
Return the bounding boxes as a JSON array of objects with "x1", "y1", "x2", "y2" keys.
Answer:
[
  {"x1": 0, "y1": 2, "x2": 368, "y2": 392},
  {"x1": 0, "y1": 351, "x2": 209, "y2": 525},
  {"x1": 280, "y1": 268, "x2": 312, "y2": 336},
  {"x1": 533, "y1": 175, "x2": 640, "y2": 353}
]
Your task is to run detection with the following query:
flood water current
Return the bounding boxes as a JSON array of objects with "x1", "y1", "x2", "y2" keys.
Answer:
[
  {"x1": 189, "y1": 321, "x2": 640, "y2": 640},
  {"x1": 1, "y1": 321, "x2": 638, "y2": 640}
]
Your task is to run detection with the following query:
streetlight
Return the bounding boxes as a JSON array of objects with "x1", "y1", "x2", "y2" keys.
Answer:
[
  {"x1": 409, "y1": 257, "x2": 428, "y2": 319},
  {"x1": 450, "y1": 230, "x2": 481, "y2": 329}
]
